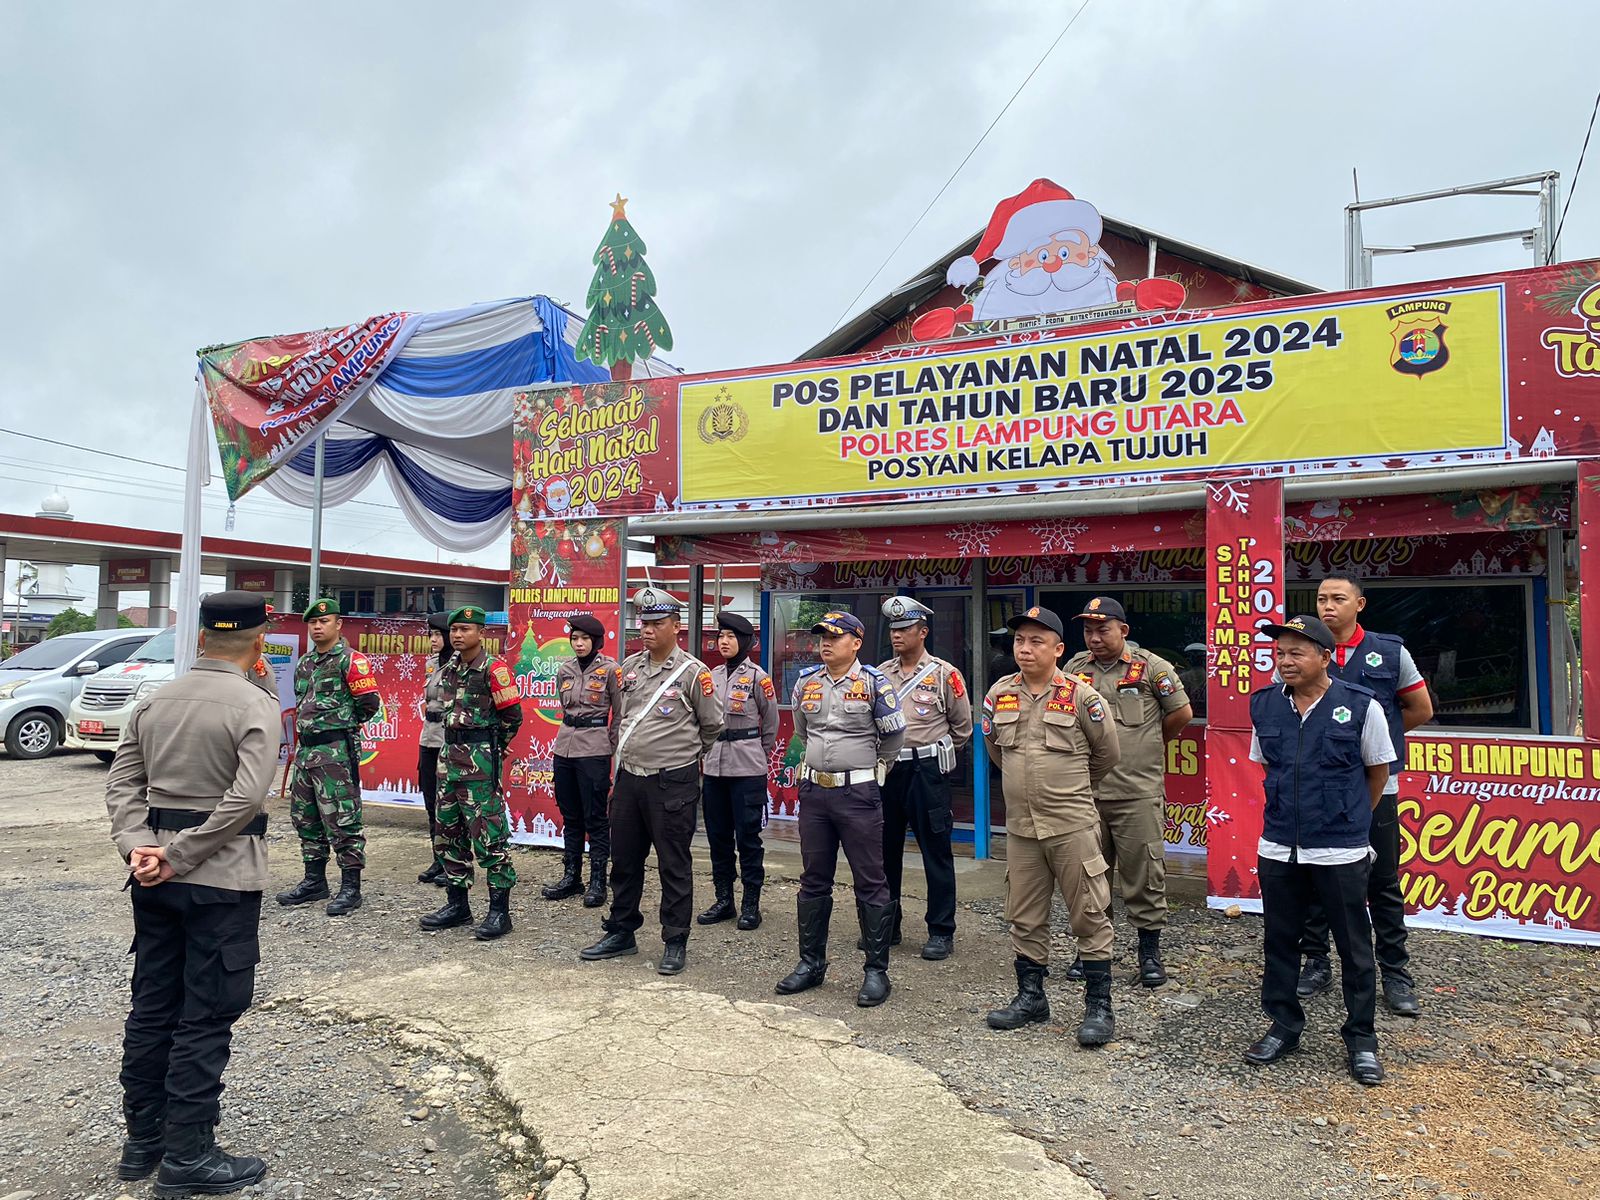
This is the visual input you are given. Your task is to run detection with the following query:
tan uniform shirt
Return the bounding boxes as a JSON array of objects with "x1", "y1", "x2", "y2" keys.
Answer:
[
  {"x1": 615, "y1": 647, "x2": 723, "y2": 775},
  {"x1": 877, "y1": 652, "x2": 974, "y2": 750},
  {"x1": 982, "y1": 671, "x2": 1120, "y2": 839},
  {"x1": 419, "y1": 655, "x2": 447, "y2": 751},
  {"x1": 704, "y1": 659, "x2": 779, "y2": 777},
  {"x1": 1064, "y1": 643, "x2": 1190, "y2": 800},
  {"x1": 105, "y1": 658, "x2": 280, "y2": 892},
  {"x1": 791, "y1": 661, "x2": 906, "y2": 773},
  {"x1": 554, "y1": 655, "x2": 623, "y2": 758}
]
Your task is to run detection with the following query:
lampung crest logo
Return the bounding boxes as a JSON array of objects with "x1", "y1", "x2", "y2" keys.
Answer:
[{"x1": 1387, "y1": 299, "x2": 1452, "y2": 377}]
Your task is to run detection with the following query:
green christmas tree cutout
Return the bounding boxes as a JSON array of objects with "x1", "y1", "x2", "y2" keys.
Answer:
[{"x1": 576, "y1": 194, "x2": 675, "y2": 380}]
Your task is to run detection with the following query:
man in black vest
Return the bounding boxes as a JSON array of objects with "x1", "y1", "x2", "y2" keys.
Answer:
[
  {"x1": 1245, "y1": 615, "x2": 1395, "y2": 1086},
  {"x1": 1298, "y1": 574, "x2": 1433, "y2": 1016}
]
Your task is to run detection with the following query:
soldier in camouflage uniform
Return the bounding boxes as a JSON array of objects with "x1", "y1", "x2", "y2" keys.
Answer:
[
  {"x1": 418, "y1": 606, "x2": 525, "y2": 941},
  {"x1": 276, "y1": 598, "x2": 380, "y2": 918}
]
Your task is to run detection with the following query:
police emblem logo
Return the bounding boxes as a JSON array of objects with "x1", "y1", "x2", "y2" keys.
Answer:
[
  {"x1": 1332, "y1": 705, "x2": 1352, "y2": 724},
  {"x1": 1365, "y1": 651, "x2": 1383, "y2": 668},
  {"x1": 696, "y1": 388, "x2": 750, "y2": 444},
  {"x1": 1085, "y1": 696, "x2": 1105, "y2": 722},
  {"x1": 1388, "y1": 299, "x2": 1452, "y2": 378},
  {"x1": 1026, "y1": 606, "x2": 1041, "y2": 619},
  {"x1": 886, "y1": 597, "x2": 907, "y2": 618},
  {"x1": 1088, "y1": 597, "x2": 1102, "y2": 611}
]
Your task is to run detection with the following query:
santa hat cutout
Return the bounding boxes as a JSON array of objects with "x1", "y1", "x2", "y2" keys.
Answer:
[{"x1": 947, "y1": 179, "x2": 1104, "y2": 288}]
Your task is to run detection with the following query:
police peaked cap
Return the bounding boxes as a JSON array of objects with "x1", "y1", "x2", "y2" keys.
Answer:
[{"x1": 882, "y1": 595, "x2": 934, "y2": 629}]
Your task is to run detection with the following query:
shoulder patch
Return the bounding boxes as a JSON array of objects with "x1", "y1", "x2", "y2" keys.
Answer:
[
  {"x1": 948, "y1": 669, "x2": 966, "y2": 699},
  {"x1": 760, "y1": 675, "x2": 776, "y2": 699},
  {"x1": 698, "y1": 669, "x2": 714, "y2": 697},
  {"x1": 1085, "y1": 695, "x2": 1106, "y2": 722}
]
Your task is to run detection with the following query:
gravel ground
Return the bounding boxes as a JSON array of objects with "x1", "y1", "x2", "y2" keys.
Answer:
[{"x1": 2, "y1": 753, "x2": 1597, "y2": 1200}]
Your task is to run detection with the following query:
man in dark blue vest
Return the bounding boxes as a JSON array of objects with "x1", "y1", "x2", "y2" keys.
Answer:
[
  {"x1": 1298, "y1": 574, "x2": 1433, "y2": 1016},
  {"x1": 1245, "y1": 614, "x2": 1395, "y2": 1086}
]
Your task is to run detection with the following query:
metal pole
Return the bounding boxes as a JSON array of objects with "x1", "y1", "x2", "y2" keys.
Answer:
[
  {"x1": 618, "y1": 517, "x2": 631, "y2": 652},
  {"x1": 1548, "y1": 529, "x2": 1572, "y2": 734},
  {"x1": 690, "y1": 563, "x2": 705, "y2": 657},
  {"x1": 971, "y1": 557, "x2": 990, "y2": 860},
  {"x1": 308, "y1": 436, "x2": 326, "y2": 602}
]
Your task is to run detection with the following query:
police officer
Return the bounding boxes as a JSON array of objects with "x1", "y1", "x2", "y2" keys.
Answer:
[
  {"x1": 1245, "y1": 615, "x2": 1393, "y2": 1087},
  {"x1": 1299, "y1": 573, "x2": 1432, "y2": 1015},
  {"x1": 775, "y1": 610, "x2": 906, "y2": 1007},
  {"x1": 699, "y1": 610, "x2": 779, "y2": 930},
  {"x1": 877, "y1": 596, "x2": 972, "y2": 960},
  {"x1": 418, "y1": 606, "x2": 525, "y2": 940},
  {"x1": 1064, "y1": 597, "x2": 1192, "y2": 987},
  {"x1": 417, "y1": 612, "x2": 452, "y2": 886},
  {"x1": 580, "y1": 587, "x2": 722, "y2": 975},
  {"x1": 983, "y1": 606, "x2": 1122, "y2": 1046},
  {"x1": 276, "y1": 598, "x2": 381, "y2": 917},
  {"x1": 106, "y1": 591, "x2": 278, "y2": 1194},
  {"x1": 544, "y1": 613, "x2": 623, "y2": 908}
]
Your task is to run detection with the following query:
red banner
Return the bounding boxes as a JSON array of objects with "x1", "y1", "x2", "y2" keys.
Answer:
[
  {"x1": 234, "y1": 569, "x2": 275, "y2": 593},
  {"x1": 107, "y1": 559, "x2": 151, "y2": 587}
]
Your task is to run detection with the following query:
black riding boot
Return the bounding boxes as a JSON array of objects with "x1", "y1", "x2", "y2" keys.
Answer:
[
  {"x1": 325, "y1": 868, "x2": 362, "y2": 917},
  {"x1": 986, "y1": 957, "x2": 1051, "y2": 1030},
  {"x1": 472, "y1": 886, "x2": 513, "y2": 940},
  {"x1": 419, "y1": 885, "x2": 474, "y2": 931},
  {"x1": 1077, "y1": 959, "x2": 1116, "y2": 1047},
  {"x1": 857, "y1": 901, "x2": 896, "y2": 1007},
  {"x1": 737, "y1": 884, "x2": 762, "y2": 931},
  {"x1": 1137, "y1": 928, "x2": 1167, "y2": 987},
  {"x1": 152, "y1": 1119, "x2": 267, "y2": 1198},
  {"x1": 542, "y1": 854, "x2": 583, "y2": 901},
  {"x1": 275, "y1": 859, "x2": 329, "y2": 907},
  {"x1": 697, "y1": 882, "x2": 736, "y2": 925},
  {"x1": 117, "y1": 1099, "x2": 166, "y2": 1181},
  {"x1": 582, "y1": 856, "x2": 608, "y2": 908},
  {"x1": 775, "y1": 896, "x2": 832, "y2": 995}
]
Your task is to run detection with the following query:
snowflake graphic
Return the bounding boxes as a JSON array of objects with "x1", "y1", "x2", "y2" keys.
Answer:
[
  {"x1": 394, "y1": 655, "x2": 420, "y2": 683},
  {"x1": 364, "y1": 654, "x2": 390, "y2": 674},
  {"x1": 374, "y1": 619, "x2": 406, "y2": 637},
  {"x1": 1208, "y1": 481, "x2": 1250, "y2": 515},
  {"x1": 1026, "y1": 517, "x2": 1088, "y2": 554},
  {"x1": 946, "y1": 522, "x2": 1001, "y2": 556},
  {"x1": 1205, "y1": 805, "x2": 1233, "y2": 826}
]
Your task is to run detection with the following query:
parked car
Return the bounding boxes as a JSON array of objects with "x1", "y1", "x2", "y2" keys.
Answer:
[
  {"x1": 65, "y1": 626, "x2": 179, "y2": 762},
  {"x1": 0, "y1": 627, "x2": 159, "y2": 760}
]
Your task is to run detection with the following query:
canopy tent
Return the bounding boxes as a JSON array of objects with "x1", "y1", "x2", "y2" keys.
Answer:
[{"x1": 178, "y1": 295, "x2": 679, "y2": 670}]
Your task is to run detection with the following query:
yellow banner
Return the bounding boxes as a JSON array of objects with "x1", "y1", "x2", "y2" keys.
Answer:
[{"x1": 679, "y1": 285, "x2": 1507, "y2": 505}]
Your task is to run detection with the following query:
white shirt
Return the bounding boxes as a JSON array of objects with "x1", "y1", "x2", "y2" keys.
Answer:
[{"x1": 1249, "y1": 687, "x2": 1395, "y2": 865}]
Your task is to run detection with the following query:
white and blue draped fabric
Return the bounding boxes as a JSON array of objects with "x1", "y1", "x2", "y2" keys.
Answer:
[{"x1": 255, "y1": 296, "x2": 678, "y2": 552}]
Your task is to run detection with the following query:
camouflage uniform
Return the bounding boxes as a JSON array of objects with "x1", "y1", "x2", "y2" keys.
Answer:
[
  {"x1": 436, "y1": 646, "x2": 524, "y2": 888},
  {"x1": 290, "y1": 639, "x2": 380, "y2": 869}
]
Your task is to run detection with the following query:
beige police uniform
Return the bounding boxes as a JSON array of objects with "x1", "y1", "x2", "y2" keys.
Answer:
[
  {"x1": 982, "y1": 670, "x2": 1120, "y2": 961},
  {"x1": 555, "y1": 655, "x2": 623, "y2": 758},
  {"x1": 1064, "y1": 644, "x2": 1190, "y2": 931}
]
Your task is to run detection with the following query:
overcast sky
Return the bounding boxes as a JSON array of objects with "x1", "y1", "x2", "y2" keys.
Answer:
[{"x1": 2, "y1": 0, "x2": 1597, "y2": 593}]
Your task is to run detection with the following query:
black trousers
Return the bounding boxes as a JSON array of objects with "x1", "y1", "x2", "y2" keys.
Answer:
[
  {"x1": 120, "y1": 884, "x2": 262, "y2": 1125},
  {"x1": 605, "y1": 765, "x2": 699, "y2": 943},
  {"x1": 553, "y1": 753, "x2": 613, "y2": 861},
  {"x1": 701, "y1": 774, "x2": 766, "y2": 892},
  {"x1": 418, "y1": 745, "x2": 441, "y2": 862},
  {"x1": 1259, "y1": 853, "x2": 1377, "y2": 1052},
  {"x1": 798, "y1": 779, "x2": 889, "y2": 907},
  {"x1": 881, "y1": 758, "x2": 956, "y2": 937},
  {"x1": 1300, "y1": 794, "x2": 1411, "y2": 984}
]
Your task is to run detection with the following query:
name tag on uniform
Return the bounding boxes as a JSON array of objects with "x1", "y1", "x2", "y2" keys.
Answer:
[
  {"x1": 993, "y1": 693, "x2": 1021, "y2": 713},
  {"x1": 846, "y1": 681, "x2": 870, "y2": 701}
]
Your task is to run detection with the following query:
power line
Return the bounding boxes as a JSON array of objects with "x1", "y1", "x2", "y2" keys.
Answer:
[
  {"x1": 1550, "y1": 87, "x2": 1600, "y2": 263},
  {"x1": 825, "y1": 0, "x2": 1094, "y2": 334}
]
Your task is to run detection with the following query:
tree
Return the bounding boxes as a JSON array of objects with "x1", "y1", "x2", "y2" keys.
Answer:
[
  {"x1": 575, "y1": 194, "x2": 674, "y2": 380},
  {"x1": 1221, "y1": 866, "x2": 1243, "y2": 898},
  {"x1": 44, "y1": 608, "x2": 134, "y2": 638}
]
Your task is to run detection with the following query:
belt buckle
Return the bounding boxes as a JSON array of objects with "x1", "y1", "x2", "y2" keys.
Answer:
[{"x1": 813, "y1": 769, "x2": 838, "y2": 788}]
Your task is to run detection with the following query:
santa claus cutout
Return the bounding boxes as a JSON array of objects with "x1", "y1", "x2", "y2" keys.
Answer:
[{"x1": 911, "y1": 179, "x2": 1186, "y2": 341}]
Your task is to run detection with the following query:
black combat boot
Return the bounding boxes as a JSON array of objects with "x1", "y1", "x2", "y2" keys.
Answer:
[
  {"x1": 658, "y1": 936, "x2": 688, "y2": 975},
  {"x1": 419, "y1": 886, "x2": 474, "y2": 931},
  {"x1": 986, "y1": 957, "x2": 1051, "y2": 1030},
  {"x1": 697, "y1": 883, "x2": 736, "y2": 925},
  {"x1": 1297, "y1": 956, "x2": 1333, "y2": 998},
  {"x1": 856, "y1": 901, "x2": 896, "y2": 1007},
  {"x1": 472, "y1": 886, "x2": 513, "y2": 940},
  {"x1": 152, "y1": 1119, "x2": 267, "y2": 1197},
  {"x1": 579, "y1": 929, "x2": 638, "y2": 960},
  {"x1": 1064, "y1": 955, "x2": 1085, "y2": 981},
  {"x1": 737, "y1": 885, "x2": 762, "y2": 931},
  {"x1": 1136, "y1": 928, "x2": 1167, "y2": 987},
  {"x1": 117, "y1": 1099, "x2": 165, "y2": 1181},
  {"x1": 275, "y1": 860, "x2": 329, "y2": 907},
  {"x1": 325, "y1": 868, "x2": 362, "y2": 917},
  {"x1": 582, "y1": 856, "x2": 608, "y2": 908},
  {"x1": 418, "y1": 860, "x2": 445, "y2": 885},
  {"x1": 541, "y1": 854, "x2": 583, "y2": 901},
  {"x1": 1077, "y1": 959, "x2": 1116, "y2": 1047},
  {"x1": 775, "y1": 896, "x2": 832, "y2": 995}
]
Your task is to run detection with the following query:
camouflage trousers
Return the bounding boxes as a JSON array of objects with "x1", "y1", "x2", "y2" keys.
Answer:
[
  {"x1": 289, "y1": 742, "x2": 366, "y2": 870},
  {"x1": 436, "y1": 742, "x2": 516, "y2": 890}
]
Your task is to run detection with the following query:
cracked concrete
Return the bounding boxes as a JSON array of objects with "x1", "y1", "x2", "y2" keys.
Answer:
[{"x1": 309, "y1": 963, "x2": 1097, "y2": 1200}]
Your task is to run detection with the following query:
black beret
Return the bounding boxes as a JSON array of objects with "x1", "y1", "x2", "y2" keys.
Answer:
[
  {"x1": 568, "y1": 613, "x2": 606, "y2": 641},
  {"x1": 716, "y1": 610, "x2": 754, "y2": 637},
  {"x1": 427, "y1": 612, "x2": 451, "y2": 634},
  {"x1": 201, "y1": 590, "x2": 269, "y2": 631}
]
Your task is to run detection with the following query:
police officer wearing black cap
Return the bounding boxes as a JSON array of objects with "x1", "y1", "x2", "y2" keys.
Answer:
[
  {"x1": 105, "y1": 591, "x2": 279, "y2": 1193},
  {"x1": 1245, "y1": 614, "x2": 1394, "y2": 1087},
  {"x1": 544, "y1": 613, "x2": 623, "y2": 908},
  {"x1": 416, "y1": 612, "x2": 452, "y2": 886},
  {"x1": 776, "y1": 609, "x2": 906, "y2": 1007},
  {"x1": 699, "y1": 610, "x2": 779, "y2": 930}
]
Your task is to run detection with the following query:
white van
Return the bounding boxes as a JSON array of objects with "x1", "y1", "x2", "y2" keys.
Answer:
[{"x1": 65, "y1": 626, "x2": 178, "y2": 762}]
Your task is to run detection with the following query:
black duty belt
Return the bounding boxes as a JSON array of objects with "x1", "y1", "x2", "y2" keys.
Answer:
[
  {"x1": 444, "y1": 728, "x2": 497, "y2": 745},
  {"x1": 562, "y1": 714, "x2": 609, "y2": 728},
  {"x1": 300, "y1": 728, "x2": 356, "y2": 748},
  {"x1": 424, "y1": 712, "x2": 443, "y2": 724},
  {"x1": 148, "y1": 807, "x2": 268, "y2": 837},
  {"x1": 717, "y1": 727, "x2": 763, "y2": 742}
]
